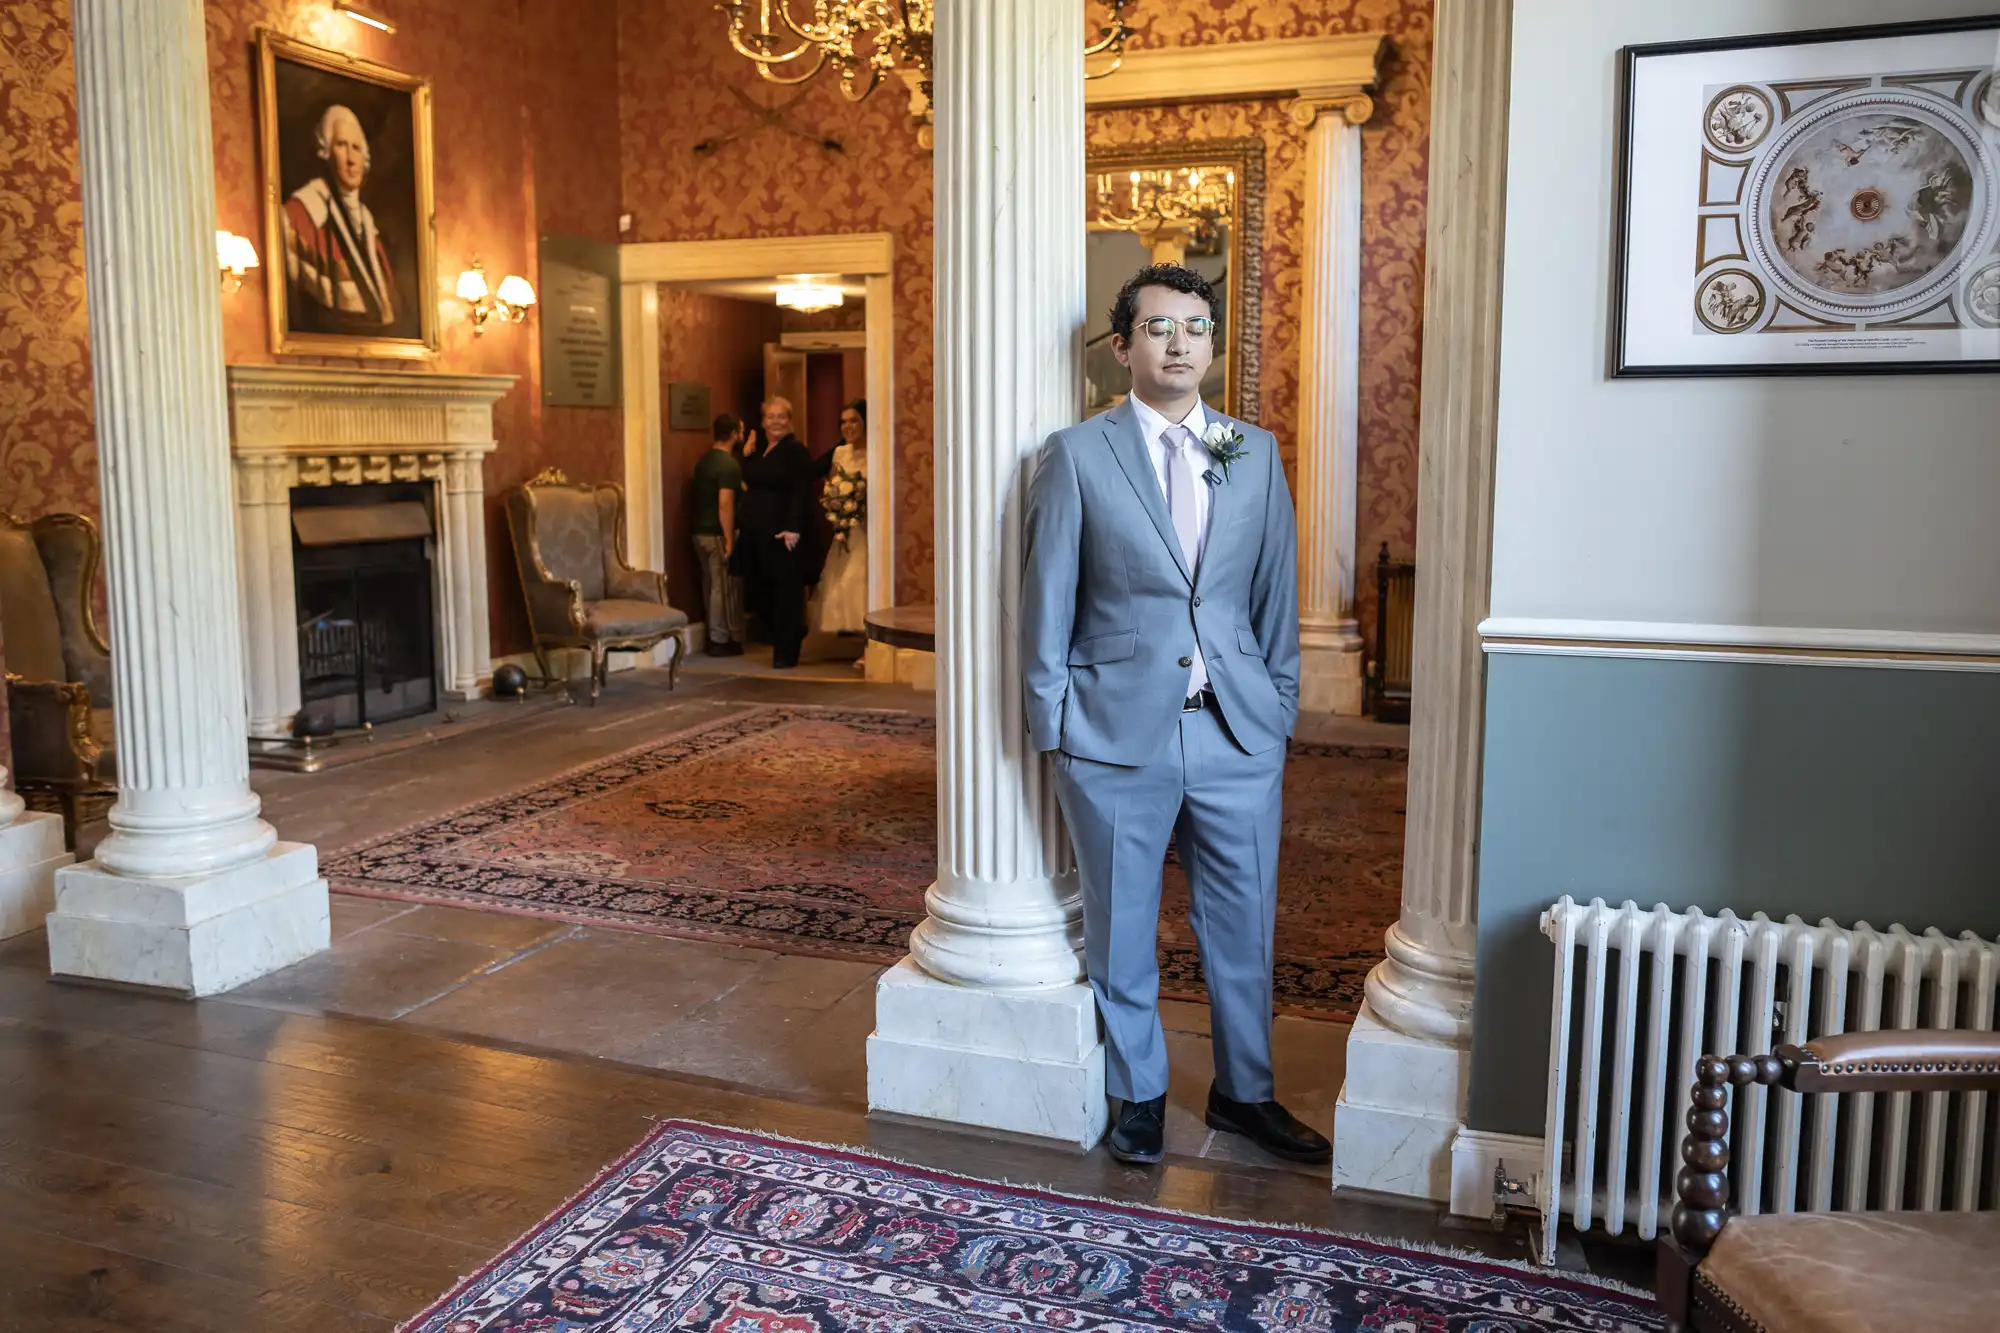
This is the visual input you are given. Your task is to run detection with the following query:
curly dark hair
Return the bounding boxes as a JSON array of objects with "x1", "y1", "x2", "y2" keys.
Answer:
[{"x1": 1109, "y1": 264, "x2": 1218, "y2": 342}]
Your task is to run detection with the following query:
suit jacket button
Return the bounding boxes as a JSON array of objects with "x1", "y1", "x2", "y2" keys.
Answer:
[
  {"x1": 1178, "y1": 656, "x2": 1193, "y2": 668},
  {"x1": 1193, "y1": 595, "x2": 1203, "y2": 607}
]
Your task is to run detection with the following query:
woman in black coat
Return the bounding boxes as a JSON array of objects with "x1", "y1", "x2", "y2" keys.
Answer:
[{"x1": 735, "y1": 398, "x2": 816, "y2": 669}]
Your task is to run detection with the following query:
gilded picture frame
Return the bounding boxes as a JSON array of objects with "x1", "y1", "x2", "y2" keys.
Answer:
[
  {"x1": 256, "y1": 30, "x2": 439, "y2": 359},
  {"x1": 1085, "y1": 137, "x2": 1266, "y2": 422},
  {"x1": 1614, "y1": 13, "x2": 2000, "y2": 377}
]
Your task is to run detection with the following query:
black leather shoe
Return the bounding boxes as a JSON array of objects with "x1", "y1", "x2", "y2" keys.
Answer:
[
  {"x1": 1107, "y1": 1095, "x2": 1166, "y2": 1165},
  {"x1": 1205, "y1": 1085, "x2": 1331, "y2": 1163}
]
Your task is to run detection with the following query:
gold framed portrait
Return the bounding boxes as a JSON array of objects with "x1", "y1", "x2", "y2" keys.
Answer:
[{"x1": 256, "y1": 30, "x2": 438, "y2": 359}]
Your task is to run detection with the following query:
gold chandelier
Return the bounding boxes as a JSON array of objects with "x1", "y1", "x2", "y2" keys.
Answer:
[
  {"x1": 1092, "y1": 164, "x2": 1236, "y2": 250},
  {"x1": 717, "y1": 0, "x2": 1136, "y2": 139}
]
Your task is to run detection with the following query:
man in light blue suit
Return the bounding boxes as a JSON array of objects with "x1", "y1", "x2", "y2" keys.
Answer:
[{"x1": 1022, "y1": 265, "x2": 1329, "y2": 1166}]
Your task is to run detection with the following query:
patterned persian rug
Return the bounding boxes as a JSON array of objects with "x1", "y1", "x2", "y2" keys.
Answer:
[
  {"x1": 400, "y1": 1121, "x2": 1657, "y2": 1332},
  {"x1": 327, "y1": 706, "x2": 1404, "y2": 1017}
]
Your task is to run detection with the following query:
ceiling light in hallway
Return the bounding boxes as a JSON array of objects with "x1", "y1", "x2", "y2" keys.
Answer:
[{"x1": 774, "y1": 280, "x2": 844, "y2": 314}]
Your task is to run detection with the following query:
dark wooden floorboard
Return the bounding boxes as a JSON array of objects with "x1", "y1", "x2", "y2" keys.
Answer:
[
  {"x1": 0, "y1": 969, "x2": 1550, "y2": 1328},
  {"x1": 0, "y1": 1222, "x2": 390, "y2": 1332},
  {"x1": 0, "y1": 1137, "x2": 487, "y2": 1320}
]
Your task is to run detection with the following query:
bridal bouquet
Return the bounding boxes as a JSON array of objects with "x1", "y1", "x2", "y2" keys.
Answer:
[{"x1": 822, "y1": 462, "x2": 866, "y2": 543}]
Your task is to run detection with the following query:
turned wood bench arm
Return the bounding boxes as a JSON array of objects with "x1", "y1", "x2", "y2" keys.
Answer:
[{"x1": 1658, "y1": 1030, "x2": 2000, "y2": 1332}]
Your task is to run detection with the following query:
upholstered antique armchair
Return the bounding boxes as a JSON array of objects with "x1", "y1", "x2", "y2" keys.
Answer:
[
  {"x1": 1660, "y1": 1031, "x2": 2000, "y2": 1333},
  {"x1": 504, "y1": 470, "x2": 687, "y2": 701},
  {"x1": 0, "y1": 513, "x2": 115, "y2": 845}
]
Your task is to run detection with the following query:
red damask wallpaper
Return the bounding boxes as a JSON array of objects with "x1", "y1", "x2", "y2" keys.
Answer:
[
  {"x1": 618, "y1": 0, "x2": 1431, "y2": 637},
  {"x1": 0, "y1": 1, "x2": 93, "y2": 518}
]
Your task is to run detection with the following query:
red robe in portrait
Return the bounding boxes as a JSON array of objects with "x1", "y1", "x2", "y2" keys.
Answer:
[{"x1": 282, "y1": 177, "x2": 397, "y2": 327}]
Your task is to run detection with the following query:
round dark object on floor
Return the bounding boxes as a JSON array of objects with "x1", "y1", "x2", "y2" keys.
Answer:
[
  {"x1": 492, "y1": 662, "x2": 529, "y2": 697},
  {"x1": 291, "y1": 704, "x2": 337, "y2": 738}
]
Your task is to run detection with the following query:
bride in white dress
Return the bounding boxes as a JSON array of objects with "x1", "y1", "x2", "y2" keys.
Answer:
[{"x1": 811, "y1": 400, "x2": 869, "y2": 636}]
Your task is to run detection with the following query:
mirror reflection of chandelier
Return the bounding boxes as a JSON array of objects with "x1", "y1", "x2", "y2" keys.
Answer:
[
  {"x1": 716, "y1": 0, "x2": 1135, "y2": 144},
  {"x1": 1090, "y1": 165, "x2": 1236, "y2": 265}
]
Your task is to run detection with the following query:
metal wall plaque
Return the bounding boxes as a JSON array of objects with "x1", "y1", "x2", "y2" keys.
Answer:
[
  {"x1": 538, "y1": 233, "x2": 622, "y2": 407},
  {"x1": 667, "y1": 381, "x2": 712, "y2": 431}
]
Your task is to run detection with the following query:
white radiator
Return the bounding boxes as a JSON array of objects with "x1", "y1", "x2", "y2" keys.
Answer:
[{"x1": 1535, "y1": 896, "x2": 2000, "y2": 1259}]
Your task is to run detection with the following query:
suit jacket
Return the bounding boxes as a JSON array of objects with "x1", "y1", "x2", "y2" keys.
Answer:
[{"x1": 1021, "y1": 400, "x2": 1300, "y2": 767}]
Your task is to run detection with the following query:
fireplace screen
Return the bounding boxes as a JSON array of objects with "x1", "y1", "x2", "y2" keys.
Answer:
[{"x1": 292, "y1": 483, "x2": 437, "y2": 730}]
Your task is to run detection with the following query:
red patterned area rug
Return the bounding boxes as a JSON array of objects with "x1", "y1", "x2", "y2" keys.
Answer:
[
  {"x1": 399, "y1": 1120, "x2": 1658, "y2": 1332},
  {"x1": 326, "y1": 706, "x2": 1404, "y2": 1017}
]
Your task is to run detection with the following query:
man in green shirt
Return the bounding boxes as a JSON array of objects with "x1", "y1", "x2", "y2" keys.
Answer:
[{"x1": 691, "y1": 414, "x2": 747, "y2": 655}]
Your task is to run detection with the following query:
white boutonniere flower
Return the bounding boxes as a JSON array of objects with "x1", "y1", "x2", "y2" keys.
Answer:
[{"x1": 1200, "y1": 421, "x2": 1250, "y2": 481}]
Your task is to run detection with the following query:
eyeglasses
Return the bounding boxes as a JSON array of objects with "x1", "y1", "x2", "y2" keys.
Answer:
[{"x1": 1136, "y1": 315, "x2": 1216, "y2": 343}]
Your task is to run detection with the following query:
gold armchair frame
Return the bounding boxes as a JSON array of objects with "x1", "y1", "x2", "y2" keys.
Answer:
[
  {"x1": 4, "y1": 512, "x2": 116, "y2": 845},
  {"x1": 504, "y1": 469, "x2": 687, "y2": 702}
]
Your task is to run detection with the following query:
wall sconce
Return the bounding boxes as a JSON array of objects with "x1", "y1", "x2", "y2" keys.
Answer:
[
  {"x1": 455, "y1": 261, "x2": 536, "y2": 334},
  {"x1": 216, "y1": 230, "x2": 259, "y2": 292},
  {"x1": 334, "y1": 2, "x2": 396, "y2": 34}
]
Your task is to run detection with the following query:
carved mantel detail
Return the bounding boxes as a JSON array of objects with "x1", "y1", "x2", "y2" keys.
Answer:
[{"x1": 224, "y1": 365, "x2": 516, "y2": 741}]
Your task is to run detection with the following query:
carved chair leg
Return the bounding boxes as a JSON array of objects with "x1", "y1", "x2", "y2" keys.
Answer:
[
  {"x1": 668, "y1": 634, "x2": 683, "y2": 690},
  {"x1": 588, "y1": 645, "x2": 605, "y2": 704},
  {"x1": 57, "y1": 790, "x2": 80, "y2": 851}
]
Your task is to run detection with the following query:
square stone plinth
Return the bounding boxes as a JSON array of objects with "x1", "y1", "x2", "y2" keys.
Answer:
[
  {"x1": 47, "y1": 842, "x2": 330, "y2": 996},
  {"x1": 1330, "y1": 1008, "x2": 1468, "y2": 1201},
  {"x1": 0, "y1": 811, "x2": 73, "y2": 940},
  {"x1": 866, "y1": 957, "x2": 1108, "y2": 1150}
]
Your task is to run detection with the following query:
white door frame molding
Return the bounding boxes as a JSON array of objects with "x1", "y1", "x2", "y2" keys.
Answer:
[
  {"x1": 1085, "y1": 32, "x2": 1383, "y2": 107},
  {"x1": 618, "y1": 232, "x2": 898, "y2": 617}
]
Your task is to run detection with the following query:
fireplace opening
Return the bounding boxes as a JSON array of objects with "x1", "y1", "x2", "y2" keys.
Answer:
[{"x1": 292, "y1": 482, "x2": 437, "y2": 730}]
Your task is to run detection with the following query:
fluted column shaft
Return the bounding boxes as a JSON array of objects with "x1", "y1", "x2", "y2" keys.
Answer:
[
  {"x1": 1292, "y1": 95, "x2": 1370, "y2": 713},
  {"x1": 907, "y1": 0, "x2": 1084, "y2": 989},
  {"x1": 1361, "y1": 0, "x2": 1511, "y2": 1044},
  {"x1": 73, "y1": 0, "x2": 275, "y2": 878}
]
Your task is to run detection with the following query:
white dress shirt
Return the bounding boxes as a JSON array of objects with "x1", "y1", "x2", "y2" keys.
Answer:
[{"x1": 1128, "y1": 392, "x2": 1211, "y2": 697}]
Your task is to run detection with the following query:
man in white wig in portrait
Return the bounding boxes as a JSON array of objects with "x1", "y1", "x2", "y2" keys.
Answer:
[{"x1": 283, "y1": 104, "x2": 398, "y2": 329}]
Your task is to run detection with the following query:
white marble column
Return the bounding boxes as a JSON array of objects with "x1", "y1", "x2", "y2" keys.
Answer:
[
  {"x1": 1332, "y1": 0, "x2": 1509, "y2": 1200},
  {"x1": 234, "y1": 454, "x2": 303, "y2": 740},
  {"x1": 438, "y1": 453, "x2": 495, "y2": 697},
  {"x1": 47, "y1": 0, "x2": 328, "y2": 995},
  {"x1": 866, "y1": 0, "x2": 1106, "y2": 1149},
  {"x1": 1291, "y1": 94, "x2": 1371, "y2": 716}
]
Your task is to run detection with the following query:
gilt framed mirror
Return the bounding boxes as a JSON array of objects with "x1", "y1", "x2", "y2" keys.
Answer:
[{"x1": 1085, "y1": 137, "x2": 1265, "y2": 422}]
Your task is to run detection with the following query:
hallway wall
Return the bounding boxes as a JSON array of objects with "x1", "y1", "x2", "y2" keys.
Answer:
[
  {"x1": 658, "y1": 290, "x2": 781, "y2": 613},
  {"x1": 1467, "y1": 0, "x2": 2000, "y2": 1135}
]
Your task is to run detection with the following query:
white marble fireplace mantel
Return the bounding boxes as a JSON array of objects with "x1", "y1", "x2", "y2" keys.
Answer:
[{"x1": 225, "y1": 365, "x2": 516, "y2": 742}]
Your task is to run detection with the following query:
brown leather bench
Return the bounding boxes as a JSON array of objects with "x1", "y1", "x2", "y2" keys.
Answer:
[{"x1": 1659, "y1": 1030, "x2": 2000, "y2": 1333}]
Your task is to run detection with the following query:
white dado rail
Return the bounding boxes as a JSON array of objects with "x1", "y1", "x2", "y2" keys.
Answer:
[{"x1": 225, "y1": 365, "x2": 516, "y2": 740}]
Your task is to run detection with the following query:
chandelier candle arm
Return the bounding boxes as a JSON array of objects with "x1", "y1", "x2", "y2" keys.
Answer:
[{"x1": 718, "y1": 0, "x2": 1127, "y2": 128}]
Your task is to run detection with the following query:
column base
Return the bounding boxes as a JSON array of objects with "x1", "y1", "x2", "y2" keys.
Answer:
[
  {"x1": 1330, "y1": 1006, "x2": 1468, "y2": 1201},
  {"x1": 1298, "y1": 622, "x2": 1365, "y2": 715},
  {"x1": 0, "y1": 812, "x2": 74, "y2": 940},
  {"x1": 47, "y1": 842, "x2": 330, "y2": 996},
  {"x1": 866, "y1": 956, "x2": 1108, "y2": 1150}
]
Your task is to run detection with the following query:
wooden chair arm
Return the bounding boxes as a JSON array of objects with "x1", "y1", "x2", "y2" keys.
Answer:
[{"x1": 1787, "y1": 1030, "x2": 2000, "y2": 1093}]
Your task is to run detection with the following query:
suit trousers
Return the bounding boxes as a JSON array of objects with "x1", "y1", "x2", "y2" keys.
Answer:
[{"x1": 1052, "y1": 704, "x2": 1284, "y2": 1104}]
